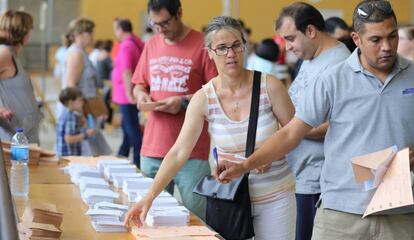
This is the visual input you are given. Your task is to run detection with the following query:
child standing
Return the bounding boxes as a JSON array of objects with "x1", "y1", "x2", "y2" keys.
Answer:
[{"x1": 56, "y1": 87, "x2": 96, "y2": 156}]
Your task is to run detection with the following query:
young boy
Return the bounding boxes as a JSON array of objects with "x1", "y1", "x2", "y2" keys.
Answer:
[{"x1": 56, "y1": 87, "x2": 96, "y2": 156}]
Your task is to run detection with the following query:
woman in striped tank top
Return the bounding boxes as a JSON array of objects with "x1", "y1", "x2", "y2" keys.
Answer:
[{"x1": 125, "y1": 16, "x2": 296, "y2": 239}]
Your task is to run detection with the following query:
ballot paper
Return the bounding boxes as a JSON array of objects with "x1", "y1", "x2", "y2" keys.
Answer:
[
  {"x1": 135, "y1": 195, "x2": 178, "y2": 207},
  {"x1": 70, "y1": 167, "x2": 101, "y2": 185},
  {"x1": 131, "y1": 226, "x2": 217, "y2": 239},
  {"x1": 79, "y1": 177, "x2": 109, "y2": 193},
  {"x1": 93, "y1": 202, "x2": 129, "y2": 212},
  {"x1": 86, "y1": 209, "x2": 124, "y2": 222},
  {"x1": 122, "y1": 178, "x2": 153, "y2": 194},
  {"x1": 97, "y1": 159, "x2": 130, "y2": 173},
  {"x1": 352, "y1": 147, "x2": 414, "y2": 217},
  {"x1": 103, "y1": 164, "x2": 137, "y2": 180},
  {"x1": 146, "y1": 206, "x2": 189, "y2": 226},
  {"x1": 91, "y1": 220, "x2": 127, "y2": 233},
  {"x1": 112, "y1": 173, "x2": 144, "y2": 188},
  {"x1": 82, "y1": 188, "x2": 119, "y2": 206},
  {"x1": 128, "y1": 190, "x2": 172, "y2": 203}
]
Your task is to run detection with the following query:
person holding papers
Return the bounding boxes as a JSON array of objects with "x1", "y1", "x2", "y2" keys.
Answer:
[
  {"x1": 125, "y1": 16, "x2": 296, "y2": 239},
  {"x1": 217, "y1": 1, "x2": 414, "y2": 239}
]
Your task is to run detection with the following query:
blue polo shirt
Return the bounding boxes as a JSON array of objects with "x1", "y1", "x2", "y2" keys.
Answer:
[
  {"x1": 296, "y1": 49, "x2": 414, "y2": 214},
  {"x1": 287, "y1": 43, "x2": 350, "y2": 194}
]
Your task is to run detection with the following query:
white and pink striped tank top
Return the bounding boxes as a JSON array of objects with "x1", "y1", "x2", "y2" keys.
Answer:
[{"x1": 203, "y1": 73, "x2": 295, "y2": 204}]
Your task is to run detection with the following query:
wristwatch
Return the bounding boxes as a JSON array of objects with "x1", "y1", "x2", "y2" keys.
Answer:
[{"x1": 180, "y1": 95, "x2": 190, "y2": 110}]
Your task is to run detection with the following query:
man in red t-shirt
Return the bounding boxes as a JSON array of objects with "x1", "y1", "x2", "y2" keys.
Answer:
[{"x1": 131, "y1": 0, "x2": 217, "y2": 220}]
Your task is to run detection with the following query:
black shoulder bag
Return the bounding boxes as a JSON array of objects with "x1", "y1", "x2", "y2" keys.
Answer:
[{"x1": 193, "y1": 71, "x2": 261, "y2": 240}]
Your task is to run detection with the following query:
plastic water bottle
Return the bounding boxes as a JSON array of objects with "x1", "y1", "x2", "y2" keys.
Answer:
[{"x1": 10, "y1": 128, "x2": 29, "y2": 197}]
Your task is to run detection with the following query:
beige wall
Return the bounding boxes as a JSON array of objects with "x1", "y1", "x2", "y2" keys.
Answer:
[{"x1": 80, "y1": 0, "x2": 411, "y2": 43}]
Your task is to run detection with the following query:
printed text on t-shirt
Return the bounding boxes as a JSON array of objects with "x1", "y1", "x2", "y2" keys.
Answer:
[{"x1": 149, "y1": 56, "x2": 193, "y2": 93}]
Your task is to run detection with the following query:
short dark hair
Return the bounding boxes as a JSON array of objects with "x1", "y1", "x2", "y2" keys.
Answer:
[
  {"x1": 352, "y1": 0, "x2": 397, "y2": 34},
  {"x1": 147, "y1": 0, "x2": 181, "y2": 16},
  {"x1": 59, "y1": 87, "x2": 83, "y2": 106},
  {"x1": 101, "y1": 39, "x2": 113, "y2": 52},
  {"x1": 256, "y1": 38, "x2": 279, "y2": 62},
  {"x1": 115, "y1": 18, "x2": 133, "y2": 33},
  {"x1": 94, "y1": 40, "x2": 103, "y2": 49},
  {"x1": 275, "y1": 2, "x2": 326, "y2": 33},
  {"x1": 338, "y1": 35, "x2": 357, "y2": 52},
  {"x1": 325, "y1": 17, "x2": 349, "y2": 34}
]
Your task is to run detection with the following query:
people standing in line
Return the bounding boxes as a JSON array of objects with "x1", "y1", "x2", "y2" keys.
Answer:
[
  {"x1": 397, "y1": 25, "x2": 414, "y2": 62},
  {"x1": 129, "y1": 0, "x2": 217, "y2": 220},
  {"x1": 325, "y1": 17, "x2": 351, "y2": 39},
  {"x1": 89, "y1": 40, "x2": 103, "y2": 68},
  {"x1": 124, "y1": 16, "x2": 297, "y2": 239},
  {"x1": 325, "y1": 16, "x2": 357, "y2": 52},
  {"x1": 141, "y1": 26, "x2": 154, "y2": 42},
  {"x1": 0, "y1": 10, "x2": 42, "y2": 143},
  {"x1": 56, "y1": 87, "x2": 96, "y2": 157},
  {"x1": 275, "y1": 3, "x2": 351, "y2": 239},
  {"x1": 62, "y1": 18, "x2": 111, "y2": 156},
  {"x1": 112, "y1": 18, "x2": 144, "y2": 167},
  {"x1": 54, "y1": 34, "x2": 68, "y2": 90},
  {"x1": 247, "y1": 38, "x2": 292, "y2": 87},
  {"x1": 96, "y1": 39, "x2": 114, "y2": 125},
  {"x1": 96, "y1": 39, "x2": 113, "y2": 89},
  {"x1": 218, "y1": 1, "x2": 414, "y2": 239}
]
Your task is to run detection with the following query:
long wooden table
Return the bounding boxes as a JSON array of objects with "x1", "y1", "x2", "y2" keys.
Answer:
[{"x1": 13, "y1": 162, "x2": 204, "y2": 240}]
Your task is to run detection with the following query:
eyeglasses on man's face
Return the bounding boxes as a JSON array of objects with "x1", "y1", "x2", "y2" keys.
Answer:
[
  {"x1": 357, "y1": 1, "x2": 392, "y2": 19},
  {"x1": 149, "y1": 15, "x2": 175, "y2": 29},
  {"x1": 210, "y1": 42, "x2": 244, "y2": 56}
]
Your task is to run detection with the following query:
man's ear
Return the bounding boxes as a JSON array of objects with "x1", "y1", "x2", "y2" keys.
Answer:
[
  {"x1": 305, "y1": 25, "x2": 317, "y2": 39},
  {"x1": 351, "y1": 31, "x2": 361, "y2": 49}
]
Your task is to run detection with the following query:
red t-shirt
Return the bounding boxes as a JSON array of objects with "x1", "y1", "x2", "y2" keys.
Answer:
[{"x1": 131, "y1": 29, "x2": 217, "y2": 160}]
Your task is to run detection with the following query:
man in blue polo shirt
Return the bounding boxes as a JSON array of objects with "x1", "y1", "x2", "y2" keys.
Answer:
[
  {"x1": 274, "y1": 3, "x2": 350, "y2": 240},
  {"x1": 218, "y1": 0, "x2": 414, "y2": 239}
]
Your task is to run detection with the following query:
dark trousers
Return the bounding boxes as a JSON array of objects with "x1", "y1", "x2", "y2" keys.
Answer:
[
  {"x1": 295, "y1": 193, "x2": 320, "y2": 240},
  {"x1": 118, "y1": 104, "x2": 142, "y2": 168}
]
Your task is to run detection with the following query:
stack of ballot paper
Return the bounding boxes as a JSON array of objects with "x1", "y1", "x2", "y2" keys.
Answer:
[
  {"x1": 122, "y1": 178, "x2": 153, "y2": 194},
  {"x1": 146, "y1": 206, "x2": 189, "y2": 226},
  {"x1": 79, "y1": 177, "x2": 109, "y2": 193},
  {"x1": 97, "y1": 159, "x2": 130, "y2": 173},
  {"x1": 21, "y1": 202, "x2": 63, "y2": 228},
  {"x1": 112, "y1": 172, "x2": 144, "y2": 188},
  {"x1": 91, "y1": 221, "x2": 127, "y2": 233},
  {"x1": 86, "y1": 209, "x2": 127, "y2": 233},
  {"x1": 86, "y1": 209, "x2": 124, "y2": 222},
  {"x1": 134, "y1": 191, "x2": 178, "y2": 207},
  {"x1": 128, "y1": 190, "x2": 172, "y2": 203},
  {"x1": 104, "y1": 164, "x2": 137, "y2": 181},
  {"x1": 70, "y1": 167, "x2": 101, "y2": 185},
  {"x1": 93, "y1": 201, "x2": 129, "y2": 213},
  {"x1": 18, "y1": 222, "x2": 62, "y2": 240},
  {"x1": 82, "y1": 188, "x2": 119, "y2": 206}
]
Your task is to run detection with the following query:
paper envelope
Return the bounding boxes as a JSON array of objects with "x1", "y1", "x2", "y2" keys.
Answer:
[
  {"x1": 352, "y1": 147, "x2": 414, "y2": 217},
  {"x1": 351, "y1": 146, "x2": 397, "y2": 186}
]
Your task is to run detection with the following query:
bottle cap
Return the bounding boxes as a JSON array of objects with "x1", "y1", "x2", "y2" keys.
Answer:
[{"x1": 16, "y1": 128, "x2": 23, "y2": 133}]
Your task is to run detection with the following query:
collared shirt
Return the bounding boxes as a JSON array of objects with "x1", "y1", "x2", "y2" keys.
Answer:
[
  {"x1": 56, "y1": 110, "x2": 83, "y2": 156},
  {"x1": 296, "y1": 49, "x2": 414, "y2": 214},
  {"x1": 288, "y1": 43, "x2": 350, "y2": 194}
]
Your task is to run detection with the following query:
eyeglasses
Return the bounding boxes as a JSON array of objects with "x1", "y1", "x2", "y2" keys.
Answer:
[
  {"x1": 357, "y1": 1, "x2": 392, "y2": 19},
  {"x1": 210, "y1": 43, "x2": 244, "y2": 56},
  {"x1": 149, "y1": 16, "x2": 175, "y2": 29}
]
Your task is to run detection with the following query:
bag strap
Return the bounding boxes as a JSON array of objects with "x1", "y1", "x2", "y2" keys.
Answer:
[{"x1": 245, "y1": 71, "x2": 261, "y2": 158}]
